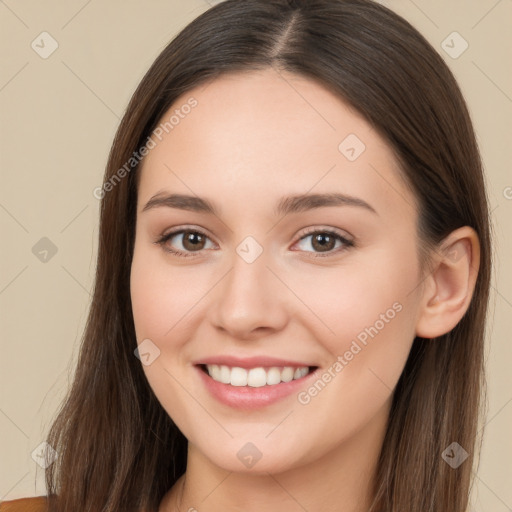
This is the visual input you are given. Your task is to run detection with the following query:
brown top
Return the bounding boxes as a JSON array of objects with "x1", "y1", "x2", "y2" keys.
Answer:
[{"x1": 0, "y1": 497, "x2": 48, "y2": 512}]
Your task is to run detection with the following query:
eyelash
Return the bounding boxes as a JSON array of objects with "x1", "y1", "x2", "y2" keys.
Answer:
[{"x1": 155, "y1": 226, "x2": 355, "y2": 259}]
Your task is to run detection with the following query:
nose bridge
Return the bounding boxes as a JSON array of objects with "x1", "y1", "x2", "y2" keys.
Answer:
[{"x1": 211, "y1": 238, "x2": 288, "y2": 337}]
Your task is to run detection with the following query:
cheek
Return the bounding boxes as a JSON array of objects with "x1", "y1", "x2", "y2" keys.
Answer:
[
  {"x1": 130, "y1": 246, "x2": 203, "y2": 435},
  {"x1": 288, "y1": 245, "x2": 420, "y2": 418},
  {"x1": 130, "y1": 245, "x2": 204, "y2": 342},
  {"x1": 292, "y1": 247, "x2": 419, "y2": 349}
]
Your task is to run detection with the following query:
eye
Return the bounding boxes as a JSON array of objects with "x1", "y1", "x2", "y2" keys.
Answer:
[
  {"x1": 155, "y1": 226, "x2": 354, "y2": 259},
  {"x1": 155, "y1": 228, "x2": 216, "y2": 258},
  {"x1": 292, "y1": 228, "x2": 354, "y2": 257}
]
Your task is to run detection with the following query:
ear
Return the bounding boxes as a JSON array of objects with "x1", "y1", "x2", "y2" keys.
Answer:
[{"x1": 415, "y1": 226, "x2": 480, "y2": 339}]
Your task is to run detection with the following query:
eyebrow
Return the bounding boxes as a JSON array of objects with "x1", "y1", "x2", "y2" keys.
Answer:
[{"x1": 142, "y1": 192, "x2": 378, "y2": 216}]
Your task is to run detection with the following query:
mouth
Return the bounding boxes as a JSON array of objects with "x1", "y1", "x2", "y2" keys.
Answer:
[
  {"x1": 194, "y1": 361, "x2": 319, "y2": 409},
  {"x1": 198, "y1": 364, "x2": 317, "y2": 387}
]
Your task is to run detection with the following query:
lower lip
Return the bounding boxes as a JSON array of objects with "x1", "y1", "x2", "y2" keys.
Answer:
[{"x1": 196, "y1": 366, "x2": 317, "y2": 409}]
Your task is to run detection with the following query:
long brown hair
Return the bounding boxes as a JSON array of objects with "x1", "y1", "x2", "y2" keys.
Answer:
[{"x1": 45, "y1": 1, "x2": 492, "y2": 510}]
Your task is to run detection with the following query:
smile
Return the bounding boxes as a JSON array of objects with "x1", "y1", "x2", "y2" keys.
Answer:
[
  {"x1": 195, "y1": 361, "x2": 319, "y2": 409},
  {"x1": 203, "y1": 364, "x2": 312, "y2": 387}
]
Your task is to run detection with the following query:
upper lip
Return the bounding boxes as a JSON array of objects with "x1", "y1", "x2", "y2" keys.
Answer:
[{"x1": 193, "y1": 355, "x2": 315, "y2": 369}]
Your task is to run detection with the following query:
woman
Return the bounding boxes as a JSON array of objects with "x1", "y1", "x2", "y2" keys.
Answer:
[{"x1": 1, "y1": 0, "x2": 491, "y2": 510}]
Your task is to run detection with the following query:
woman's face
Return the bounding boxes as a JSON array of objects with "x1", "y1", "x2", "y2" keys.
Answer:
[{"x1": 130, "y1": 68, "x2": 425, "y2": 474}]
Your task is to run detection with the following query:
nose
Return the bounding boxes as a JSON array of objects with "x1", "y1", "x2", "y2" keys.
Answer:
[{"x1": 208, "y1": 247, "x2": 289, "y2": 341}]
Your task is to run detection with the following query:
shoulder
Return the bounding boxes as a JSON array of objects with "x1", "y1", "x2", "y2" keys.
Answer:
[{"x1": 0, "y1": 497, "x2": 48, "y2": 512}]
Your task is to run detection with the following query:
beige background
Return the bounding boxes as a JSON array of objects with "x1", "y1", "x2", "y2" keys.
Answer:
[{"x1": 0, "y1": 0, "x2": 510, "y2": 509}]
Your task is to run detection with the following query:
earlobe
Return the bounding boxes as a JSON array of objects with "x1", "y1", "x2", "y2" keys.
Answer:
[{"x1": 415, "y1": 226, "x2": 480, "y2": 339}]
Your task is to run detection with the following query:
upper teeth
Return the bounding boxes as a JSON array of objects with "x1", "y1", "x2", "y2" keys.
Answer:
[{"x1": 205, "y1": 365, "x2": 310, "y2": 387}]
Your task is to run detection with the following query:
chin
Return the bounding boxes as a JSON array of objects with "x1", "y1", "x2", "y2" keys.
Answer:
[{"x1": 195, "y1": 437, "x2": 309, "y2": 476}]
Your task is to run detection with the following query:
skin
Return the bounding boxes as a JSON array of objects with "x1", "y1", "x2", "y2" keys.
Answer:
[{"x1": 129, "y1": 67, "x2": 480, "y2": 512}]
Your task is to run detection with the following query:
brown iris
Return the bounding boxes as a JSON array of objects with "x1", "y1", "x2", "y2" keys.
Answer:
[
  {"x1": 310, "y1": 232, "x2": 336, "y2": 252},
  {"x1": 182, "y1": 231, "x2": 207, "y2": 251}
]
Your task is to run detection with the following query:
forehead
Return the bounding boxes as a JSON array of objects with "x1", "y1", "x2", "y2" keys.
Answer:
[{"x1": 137, "y1": 68, "x2": 417, "y2": 222}]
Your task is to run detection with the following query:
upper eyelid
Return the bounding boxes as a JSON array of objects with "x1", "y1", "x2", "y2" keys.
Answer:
[{"x1": 297, "y1": 226, "x2": 352, "y2": 240}]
